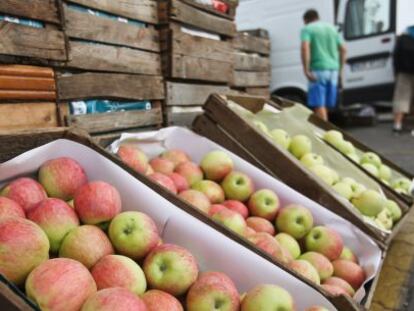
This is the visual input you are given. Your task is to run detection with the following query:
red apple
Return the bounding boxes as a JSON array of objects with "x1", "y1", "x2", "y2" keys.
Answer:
[
  {"x1": 332, "y1": 260, "x2": 366, "y2": 290},
  {"x1": 168, "y1": 173, "x2": 189, "y2": 192},
  {"x1": 248, "y1": 189, "x2": 280, "y2": 221},
  {"x1": 306, "y1": 307, "x2": 329, "y2": 311},
  {"x1": 27, "y1": 198, "x2": 79, "y2": 253},
  {"x1": 91, "y1": 255, "x2": 147, "y2": 295},
  {"x1": 178, "y1": 190, "x2": 211, "y2": 214},
  {"x1": 248, "y1": 232, "x2": 290, "y2": 264},
  {"x1": 200, "y1": 150, "x2": 234, "y2": 182},
  {"x1": 1, "y1": 177, "x2": 46, "y2": 212},
  {"x1": 289, "y1": 260, "x2": 320, "y2": 284},
  {"x1": 0, "y1": 217, "x2": 49, "y2": 285},
  {"x1": 305, "y1": 226, "x2": 344, "y2": 261},
  {"x1": 74, "y1": 181, "x2": 122, "y2": 225},
  {"x1": 0, "y1": 197, "x2": 25, "y2": 219},
  {"x1": 323, "y1": 277, "x2": 355, "y2": 297},
  {"x1": 192, "y1": 180, "x2": 225, "y2": 204},
  {"x1": 246, "y1": 217, "x2": 275, "y2": 235},
  {"x1": 209, "y1": 204, "x2": 227, "y2": 216},
  {"x1": 26, "y1": 258, "x2": 97, "y2": 311},
  {"x1": 299, "y1": 252, "x2": 333, "y2": 281},
  {"x1": 149, "y1": 173, "x2": 177, "y2": 194},
  {"x1": 146, "y1": 165, "x2": 154, "y2": 176},
  {"x1": 244, "y1": 226, "x2": 257, "y2": 238},
  {"x1": 150, "y1": 158, "x2": 175, "y2": 175},
  {"x1": 142, "y1": 290, "x2": 183, "y2": 311},
  {"x1": 212, "y1": 208, "x2": 247, "y2": 236},
  {"x1": 143, "y1": 244, "x2": 199, "y2": 296},
  {"x1": 161, "y1": 149, "x2": 190, "y2": 168},
  {"x1": 59, "y1": 225, "x2": 114, "y2": 269},
  {"x1": 186, "y1": 271, "x2": 240, "y2": 311},
  {"x1": 222, "y1": 200, "x2": 249, "y2": 218},
  {"x1": 81, "y1": 287, "x2": 147, "y2": 311},
  {"x1": 38, "y1": 157, "x2": 88, "y2": 200},
  {"x1": 117, "y1": 144, "x2": 149, "y2": 174},
  {"x1": 321, "y1": 284, "x2": 349, "y2": 297},
  {"x1": 175, "y1": 162, "x2": 203, "y2": 186}
]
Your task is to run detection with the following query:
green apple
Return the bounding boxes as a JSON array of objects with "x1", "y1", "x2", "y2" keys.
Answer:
[
  {"x1": 305, "y1": 226, "x2": 344, "y2": 261},
  {"x1": 336, "y1": 140, "x2": 355, "y2": 155},
  {"x1": 221, "y1": 172, "x2": 255, "y2": 202},
  {"x1": 275, "y1": 233, "x2": 301, "y2": 259},
  {"x1": 375, "y1": 209, "x2": 393, "y2": 230},
  {"x1": 300, "y1": 252, "x2": 334, "y2": 281},
  {"x1": 253, "y1": 120, "x2": 270, "y2": 135},
  {"x1": 332, "y1": 182, "x2": 353, "y2": 200},
  {"x1": 200, "y1": 150, "x2": 234, "y2": 182},
  {"x1": 270, "y1": 129, "x2": 291, "y2": 149},
  {"x1": 289, "y1": 135, "x2": 312, "y2": 159},
  {"x1": 378, "y1": 165, "x2": 392, "y2": 181},
  {"x1": 361, "y1": 163, "x2": 379, "y2": 177},
  {"x1": 347, "y1": 153, "x2": 360, "y2": 163},
  {"x1": 339, "y1": 246, "x2": 358, "y2": 263},
  {"x1": 381, "y1": 179, "x2": 390, "y2": 186},
  {"x1": 276, "y1": 204, "x2": 313, "y2": 239},
  {"x1": 384, "y1": 200, "x2": 402, "y2": 222},
  {"x1": 361, "y1": 152, "x2": 382, "y2": 168},
  {"x1": 391, "y1": 178, "x2": 412, "y2": 194},
  {"x1": 300, "y1": 153, "x2": 324, "y2": 168},
  {"x1": 308, "y1": 165, "x2": 335, "y2": 186},
  {"x1": 329, "y1": 169, "x2": 340, "y2": 184},
  {"x1": 352, "y1": 183, "x2": 367, "y2": 198},
  {"x1": 241, "y1": 284, "x2": 294, "y2": 311},
  {"x1": 351, "y1": 190, "x2": 385, "y2": 217},
  {"x1": 341, "y1": 177, "x2": 358, "y2": 189},
  {"x1": 212, "y1": 209, "x2": 247, "y2": 235},
  {"x1": 323, "y1": 130, "x2": 343, "y2": 146},
  {"x1": 247, "y1": 189, "x2": 280, "y2": 221}
]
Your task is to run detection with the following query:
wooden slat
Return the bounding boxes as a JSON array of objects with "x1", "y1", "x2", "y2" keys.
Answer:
[
  {"x1": 67, "y1": 0, "x2": 158, "y2": 24},
  {"x1": 0, "y1": 103, "x2": 58, "y2": 130},
  {"x1": 234, "y1": 32, "x2": 271, "y2": 55},
  {"x1": 67, "y1": 107, "x2": 162, "y2": 134},
  {"x1": 170, "y1": 0, "x2": 236, "y2": 37},
  {"x1": 0, "y1": 65, "x2": 54, "y2": 78},
  {"x1": 67, "y1": 41, "x2": 161, "y2": 75},
  {"x1": 245, "y1": 87, "x2": 270, "y2": 98},
  {"x1": 64, "y1": 6, "x2": 160, "y2": 52},
  {"x1": 166, "y1": 81, "x2": 231, "y2": 106},
  {"x1": 171, "y1": 54, "x2": 232, "y2": 83},
  {"x1": 166, "y1": 106, "x2": 203, "y2": 126},
  {"x1": 0, "y1": 90, "x2": 56, "y2": 101},
  {"x1": 234, "y1": 53, "x2": 270, "y2": 71},
  {"x1": 232, "y1": 71, "x2": 270, "y2": 87},
  {"x1": 0, "y1": 0, "x2": 59, "y2": 24},
  {"x1": 0, "y1": 76, "x2": 55, "y2": 91},
  {"x1": 57, "y1": 73, "x2": 164, "y2": 101},
  {"x1": 0, "y1": 22, "x2": 66, "y2": 61},
  {"x1": 177, "y1": 0, "x2": 236, "y2": 20}
]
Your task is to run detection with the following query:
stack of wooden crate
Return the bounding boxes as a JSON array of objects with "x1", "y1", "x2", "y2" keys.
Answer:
[
  {"x1": 159, "y1": 0, "x2": 239, "y2": 126},
  {"x1": 232, "y1": 29, "x2": 271, "y2": 98},
  {"x1": 57, "y1": 0, "x2": 164, "y2": 142},
  {"x1": 0, "y1": 0, "x2": 67, "y2": 130}
]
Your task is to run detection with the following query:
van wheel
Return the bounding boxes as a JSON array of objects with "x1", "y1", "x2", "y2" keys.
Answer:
[{"x1": 273, "y1": 90, "x2": 306, "y2": 105}]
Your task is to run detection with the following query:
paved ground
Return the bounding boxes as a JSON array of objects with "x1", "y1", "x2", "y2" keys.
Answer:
[{"x1": 346, "y1": 121, "x2": 414, "y2": 311}]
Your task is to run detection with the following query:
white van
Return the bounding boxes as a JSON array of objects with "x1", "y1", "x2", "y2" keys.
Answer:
[{"x1": 236, "y1": 0, "x2": 400, "y2": 105}]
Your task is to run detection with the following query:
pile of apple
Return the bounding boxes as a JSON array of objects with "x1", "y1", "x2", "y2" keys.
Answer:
[
  {"x1": 252, "y1": 122, "x2": 402, "y2": 231},
  {"x1": 0, "y1": 157, "x2": 334, "y2": 311},
  {"x1": 323, "y1": 130, "x2": 413, "y2": 197},
  {"x1": 117, "y1": 145, "x2": 367, "y2": 298}
]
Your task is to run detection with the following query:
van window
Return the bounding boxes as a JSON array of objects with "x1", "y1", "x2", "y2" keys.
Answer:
[{"x1": 345, "y1": 0, "x2": 391, "y2": 39}]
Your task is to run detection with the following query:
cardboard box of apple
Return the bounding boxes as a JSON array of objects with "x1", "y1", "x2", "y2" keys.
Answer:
[
  {"x1": 109, "y1": 127, "x2": 382, "y2": 303},
  {"x1": 0, "y1": 138, "x2": 346, "y2": 311},
  {"x1": 322, "y1": 130, "x2": 414, "y2": 198}
]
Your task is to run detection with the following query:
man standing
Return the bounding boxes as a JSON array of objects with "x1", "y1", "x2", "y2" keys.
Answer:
[
  {"x1": 301, "y1": 9, "x2": 347, "y2": 121},
  {"x1": 392, "y1": 25, "x2": 414, "y2": 134}
]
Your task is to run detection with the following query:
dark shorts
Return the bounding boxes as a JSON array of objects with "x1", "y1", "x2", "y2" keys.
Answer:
[{"x1": 308, "y1": 70, "x2": 339, "y2": 108}]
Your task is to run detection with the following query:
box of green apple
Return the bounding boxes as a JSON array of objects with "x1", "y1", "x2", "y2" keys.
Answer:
[
  {"x1": 196, "y1": 94, "x2": 411, "y2": 249},
  {"x1": 0, "y1": 128, "x2": 351, "y2": 311}
]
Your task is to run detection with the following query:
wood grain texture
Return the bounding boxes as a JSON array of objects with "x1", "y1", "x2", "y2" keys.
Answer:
[
  {"x1": 234, "y1": 32, "x2": 270, "y2": 55},
  {"x1": 177, "y1": 0, "x2": 236, "y2": 20},
  {"x1": 66, "y1": 0, "x2": 158, "y2": 24},
  {"x1": 0, "y1": 65, "x2": 54, "y2": 78},
  {"x1": 0, "y1": 90, "x2": 56, "y2": 101},
  {"x1": 234, "y1": 53, "x2": 270, "y2": 71},
  {"x1": 67, "y1": 41, "x2": 161, "y2": 75},
  {"x1": 57, "y1": 73, "x2": 164, "y2": 101},
  {"x1": 0, "y1": 0, "x2": 59, "y2": 24},
  {"x1": 64, "y1": 6, "x2": 160, "y2": 52},
  {"x1": 232, "y1": 71, "x2": 270, "y2": 87},
  {"x1": 0, "y1": 103, "x2": 58, "y2": 130},
  {"x1": 67, "y1": 107, "x2": 162, "y2": 133},
  {"x1": 245, "y1": 87, "x2": 270, "y2": 98},
  {"x1": 170, "y1": 0, "x2": 235, "y2": 37},
  {"x1": 166, "y1": 81, "x2": 230, "y2": 106},
  {"x1": 0, "y1": 76, "x2": 55, "y2": 91},
  {"x1": 0, "y1": 22, "x2": 66, "y2": 61}
]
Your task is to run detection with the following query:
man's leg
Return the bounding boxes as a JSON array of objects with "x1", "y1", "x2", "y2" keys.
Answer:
[
  {"x1": 325, "y1": 71, "x2": 339, "y2": 121},
  {"x1": 314, "y1": 107, "x2": 328, "y2": 121},
  {"x1": 308, "y1": 71, "x2": 327, "y2": 120},
  {"x1": 393, "y1": 73, "x2": 411, "y2": 132}
]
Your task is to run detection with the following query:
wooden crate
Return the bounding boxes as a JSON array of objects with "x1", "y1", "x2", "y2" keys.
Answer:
[
  {"x1": 161, "y1": 22, "x2": 234, "y2": 83},
  {"x1": 0, "y1": 0, "x2": 66, "y2": 63},
  {"x1": 61, "y1": 0, "x2": 161, "y2": 75}
]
